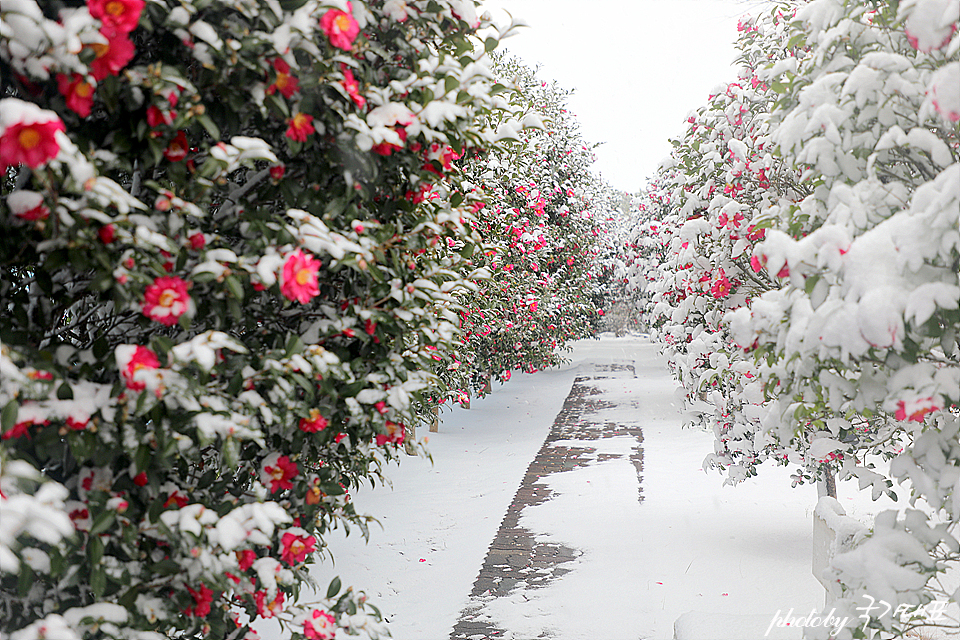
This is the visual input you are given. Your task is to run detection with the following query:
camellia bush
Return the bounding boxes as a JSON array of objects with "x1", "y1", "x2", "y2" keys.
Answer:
[
  {"x1": 441, "y1": 54, "x2": 611, "y2": 399},
  {"x1": 0, "y1": 0, "x2": 531, "y2": 637},
  {"x1": 646, "y1": 0, "x2": 959, "y2": 636}
]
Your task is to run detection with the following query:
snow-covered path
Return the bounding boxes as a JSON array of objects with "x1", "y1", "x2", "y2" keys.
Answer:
[{"x1": 257, "y1": 335, "x2": 876, "y2": 639}]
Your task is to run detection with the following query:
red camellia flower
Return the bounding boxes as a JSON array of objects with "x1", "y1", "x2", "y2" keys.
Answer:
[
  {"x1": 236, "y1": 549, "x2": 257, "y2": 571},
  {"x1": 7, "y1": 190, "x2": 50, "y2": 221},
  {"x1": 340, "y1": 65, "x2": 365, "y2": 109},
  {"x1": 0, "y1": 116, "x2": 65, "y2": 171},
  {"x1": 261, "y1": 453, "x2": 298, "y2": 493},
  {"x1": 710, "y1": 270, "x2": 733, "y2": 298},
  {"x1": 375, "y1": 420, "x2": 405, "y2": 446},
  {"x1": 320, "y1": 2, "x2": 360, "y2": 50},
  {"x1": 164, "y1": 131, "x2": 189, "y2": 162},
  {"x1": 280, "y1": 531, "x2": 317, "y2": 565},
  {"x1": 56, "y1": 74, "x2": 96, "y2": 117},
  {"x1": 255, "y1": 590, "x2": 285, "y2": 618},
  {"x1": 1, "y1": 420, "x2": 34, "y2": 441},
  {"x1": 270, "y1": 164, "x2": 286, "y2": 180},
  {"x1": 267, "y1": 58, "x2": 300, "y2": 99},
  {"x1": 142, "y1": 275, "x2": 191, "y2": 326},
  {"x1": 99, "y1": 224, "x2": 116, "y2": 243},
  {"x1": 895, "y1": 397, "x2": 940, "y2": 422},
  {"x1": 120, "y1": 345, "x2": 160, "y2": 391},
  {"x1": 88, "y1": 33, "x2": 136, "y2": 81},
  {"x1": 304, "y1": 609, "x2": 337, "y2": 640},
  {"x1": 285, "y1": 113, "x2": 315, "y2": 142},
  {"x1": 66, "y1": 416, "x2": 89, "y2": 431},
  {"x1": 188, "y1": 232, "x2": 205, "y2": 250},
  {"x1": 88, "y1": 0, "x2": 144, "y2": 36},
  {"x1": 163, "y1": 490, "x2": 188, "y2": 509},
  {"x1": 184, "y1": 583, "x2": 214, "y2": 618},
  {"x1": 280, "y1": 249, "x2": 321, "y2": 303},
  {"x1": 299, "y1": 409, "x2": 329, "y2": 433},
  {"x1": 146, "y1": 105, "x2": 176, "y2": 128},
  {"x1": 133, "y1": 472, "x2": 148, "y2": 486}
]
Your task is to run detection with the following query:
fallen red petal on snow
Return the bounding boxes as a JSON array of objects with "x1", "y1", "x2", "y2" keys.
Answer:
[{"x1": 419, "y1": 558, "x2": 426, "y2": 563}]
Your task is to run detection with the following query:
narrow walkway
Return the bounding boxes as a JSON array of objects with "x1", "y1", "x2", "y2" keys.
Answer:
[{"x1": 450, "y1": 363, "x2": 643, "y2": 640}]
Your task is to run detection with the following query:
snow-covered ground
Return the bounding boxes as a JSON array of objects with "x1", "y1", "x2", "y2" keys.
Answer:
[{"x1": 257, "y1": 334, "x2": 909, "y2": 640}]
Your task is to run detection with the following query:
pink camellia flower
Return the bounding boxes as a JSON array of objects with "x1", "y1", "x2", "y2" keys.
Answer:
[
  {"x1": 320, "y1": 3, "x2": 359, "y2": 50},
  {"x1": 118, "y1": 345, "x2": 160, "y2": 391},
  {"x1": 895, "y1": 397, "x2": 941, "y2": 422},
  {"x1": 7, "y1": 190, "x2": 50, "y2": 221},
  {"x1": 261, "y1": 453, "x2": 298, "y2": 493},
  {"x1": 299, "y1": 409, "x2": 329, "y2": 433},
  {"x1": 184, "y1": 583, "x2": 214, "y2": 618},
  {"x1": 280, "y1": 249, "x2": 321, "y2": 303},
  {"x1": 88, "y1": 0, "x2": 144, "y2": 36},
  {"x1": 267, "y1": 58, "x2": 300, "y2": 99},
  {"x1": 164, "y1": 131, "x2": 189, "y2": 162},
  {"x1": 87, "y1": 33, "x2": 136, "y2": 81},
  {"x1": 255, "y1": 590, "x2": 285, "y2": 618},
  {"x1": 57, "y1": 74, "x2": 96, "y2": 118},
  {"x1": 142, "y1": 276, "x2": 191, "y2": 326},
  {"x1": 280, "y1": 530, "x2": 317, "y2": 565},
  {"x1": 303, "y1": 609, "x2": 337, "y2": 640},
  {"x1": 285, "y1": 113, "x2": 315, "y2": 142},
  {"x1": 237, "y1": 549, "x2": 257, "y2": 571},
  {"x1": 0, "y1": 101, "x2": 65, "y2": 171}
]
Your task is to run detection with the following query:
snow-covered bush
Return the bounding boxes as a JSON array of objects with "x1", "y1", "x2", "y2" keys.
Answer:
[
  {"x1": 451, "y1": 54, "x2": 612, "y2": 394},
  {"x1": 647, "y1": 0, "x2": 959, "y2": 635},
  {"x1": 0, "y1": 0, "x2": 522, "y2": 636}
]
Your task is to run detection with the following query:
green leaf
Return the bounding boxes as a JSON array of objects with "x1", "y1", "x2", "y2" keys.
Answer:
[
  {"x1": 91, "y1": 565, "x2": 106, "y2": 597},
  {"x1": 326, "y1": 576, "x2": 342, "y2": 599},
  {"x1": 149, "y1": 558, "x2": 181, "y2": 575},
  {"x1": 225, "y1": 275, "x2": 245, "y2": 302},
  {"x1": 444, "y1": 75, "x2": 458, "y2": 95},
  {"x1": 319, "y1": 482, "x2": 345, "y2": 496},
  {"x1": 88, "y1": 532, "x2": 104, "y2": 566},
  {"x1": 196, "y1": 113, "x2": 221, "y2": 140},
  {"x1": 93, "y1": 336, "x2": 110, "y2": 360},
  {"x1": 484, "y1": 37, "x2": 498, "y2": 52},
  {"x1": 147, "y1": 496, "x2": 167, "y2": 523},
  {"x1": 18, "y1": 563, "x2": 34, "y2": 596},
  {"x1": 135, "y1": 445, "x2": 151, "y2": 474},
  {"x1": 56, "y1": 382, "x2": 74, "y2": 400},
  {"x1": 285, "y1": 334, "x2": 305, "y2": 357},
  {"x1": 89, "y1": 510, "x2": 116, "y2": 537},
  {"x1": 1, "y1": 400, "x2": 18, "y2": 433},
  {"x1": 118, "y1": 588, "x2": 138, "y2": 609}
]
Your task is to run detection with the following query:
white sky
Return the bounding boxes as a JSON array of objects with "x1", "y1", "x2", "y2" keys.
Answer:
[{"x1": 482, "y1": 0, "x2": 764, "y2": 193}]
